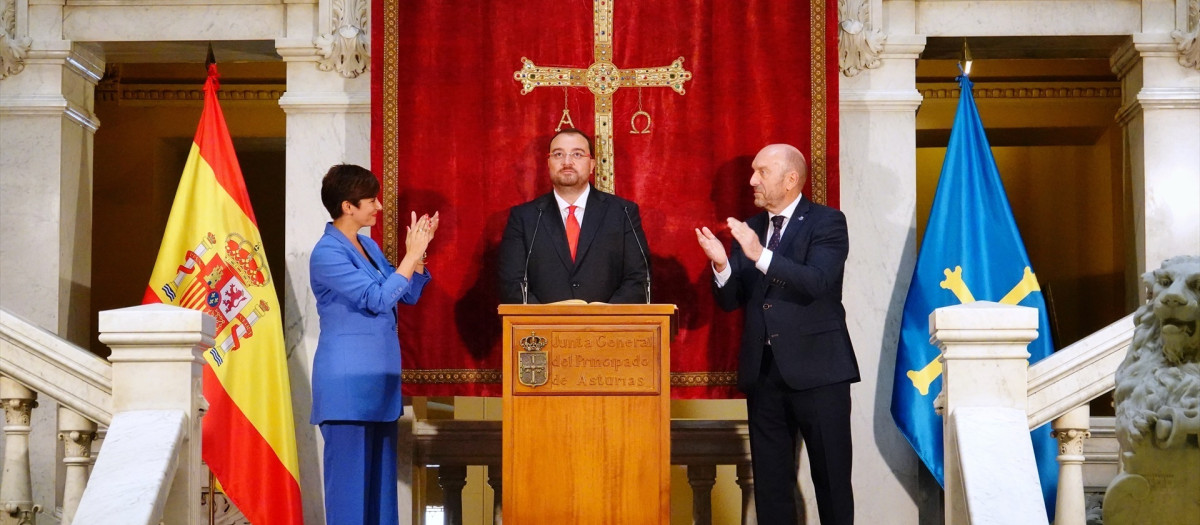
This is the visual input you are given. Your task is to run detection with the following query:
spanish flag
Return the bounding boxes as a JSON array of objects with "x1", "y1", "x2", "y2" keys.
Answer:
[{"x1": 143, "y1": 62, "x2": 303, "y2": 524}]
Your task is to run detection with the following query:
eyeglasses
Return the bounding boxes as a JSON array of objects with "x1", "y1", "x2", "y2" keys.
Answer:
[{"x1": 547, "y1": 151, "x2": 591, "y2": 161}]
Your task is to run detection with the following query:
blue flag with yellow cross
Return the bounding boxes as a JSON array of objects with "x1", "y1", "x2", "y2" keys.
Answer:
[{"x1": 891, "y1": 74, "x2": 1058, "y2": 518}]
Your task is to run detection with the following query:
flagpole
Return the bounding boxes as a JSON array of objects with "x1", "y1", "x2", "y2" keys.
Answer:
[{"x1": 208, "y1": 471, "x2": 216, "y2": 525}]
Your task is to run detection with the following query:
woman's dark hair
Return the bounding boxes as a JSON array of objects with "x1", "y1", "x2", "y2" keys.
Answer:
[{"x1": 320, "y1": 164, "x2": 380, "y2": 219}]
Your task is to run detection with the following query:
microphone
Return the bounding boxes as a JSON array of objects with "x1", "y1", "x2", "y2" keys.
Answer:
[
  {"x1": 521, "y1": 204, "x2": 545, "y2": 304},
  {"x1": 623, "y1": 206, "x2": 651, "y2": 304}
]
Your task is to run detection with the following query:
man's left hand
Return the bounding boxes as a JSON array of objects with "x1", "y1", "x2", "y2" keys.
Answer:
[{"x1": 726, "y1": 217, "x2": 763, "y2": 262}]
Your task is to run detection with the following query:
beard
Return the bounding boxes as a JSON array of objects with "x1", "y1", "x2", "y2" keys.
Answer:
[
  {"x1": 752, "y1": 192, "x2": 767, "y2": 208},
  {"x1": 552, "y1": 168, "x2": 586, "y2": 188}
]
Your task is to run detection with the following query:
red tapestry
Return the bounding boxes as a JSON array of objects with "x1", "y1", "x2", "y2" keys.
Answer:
[{"x1": 372, "y1": 0, "x2": 839, "y2": 398}]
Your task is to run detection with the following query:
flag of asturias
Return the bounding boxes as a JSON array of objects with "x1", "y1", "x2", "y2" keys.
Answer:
[
  {"x1": 890, "y1": 74, "x2": 1059, "y2": 518},
  {"x1": 143, "y1": 62, "x2": 303, "y2": 525}
]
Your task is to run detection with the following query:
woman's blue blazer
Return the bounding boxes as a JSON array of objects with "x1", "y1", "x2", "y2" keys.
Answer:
[{"x1": 309, "y1": 223, "x2": 429, "y2": 424}]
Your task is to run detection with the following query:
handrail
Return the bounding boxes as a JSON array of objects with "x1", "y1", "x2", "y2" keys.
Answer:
[
  {"x1": 0, "y1": 309, "x2": 113, "y2": 425},
  {"x1": 1026, "y1": 313, "x2": 1134, "y2": 429},
  {"x1": 72, "y1": 410, "x2": 186, "y2": 524}
]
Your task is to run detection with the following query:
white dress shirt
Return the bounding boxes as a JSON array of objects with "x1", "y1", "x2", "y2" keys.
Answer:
[{"x1": 553, "y1": 184, "x2": 590, "y2": 227}]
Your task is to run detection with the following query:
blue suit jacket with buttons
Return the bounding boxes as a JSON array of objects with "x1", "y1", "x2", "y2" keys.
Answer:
[
  {"x1": 713, "y1": 197, "x2": 859, "y2": 393},
  {"x1": 309, "y1": 223, "x2": 429, "y2": 424}
]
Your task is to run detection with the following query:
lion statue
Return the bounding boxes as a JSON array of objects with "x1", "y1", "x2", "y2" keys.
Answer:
[{"x1": 1104, "y1": 255, "x2": 1200, "y2": 524}]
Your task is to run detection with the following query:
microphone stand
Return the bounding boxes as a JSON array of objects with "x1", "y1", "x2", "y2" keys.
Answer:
[{"x1": 521, "y1": 206, "x2": 545, "y2": 305}]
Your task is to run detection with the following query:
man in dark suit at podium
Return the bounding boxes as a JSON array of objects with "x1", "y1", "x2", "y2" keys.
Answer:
[
  {"x1": 498, "y1": 128, "x2": 651, "y2": 304},
  {"x1": 695, "y1": 143, "x2": 859, "y2": 525}
]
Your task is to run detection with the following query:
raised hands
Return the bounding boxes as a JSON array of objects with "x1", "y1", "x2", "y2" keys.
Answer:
[
  {"x1": 405, "y1": 211, "x2": 439, "y2": 253},
  {"x1": 400, "y1": 211, "x2": 439, "y2": 277}
]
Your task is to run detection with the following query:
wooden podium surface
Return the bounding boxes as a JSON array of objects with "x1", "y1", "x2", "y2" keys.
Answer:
[{"x1": 500, "y1": 303, "x2": 676, "y2": 524}]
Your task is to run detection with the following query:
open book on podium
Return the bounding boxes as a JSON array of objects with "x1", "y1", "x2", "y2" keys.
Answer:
[{"x1": 499, "y1": 302, "x2": 677, "y2": 524}]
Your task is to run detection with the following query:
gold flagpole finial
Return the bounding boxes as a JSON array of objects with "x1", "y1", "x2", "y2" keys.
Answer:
[{"x1": 960, "y1": 38, "x2": 973, "y2": 76}]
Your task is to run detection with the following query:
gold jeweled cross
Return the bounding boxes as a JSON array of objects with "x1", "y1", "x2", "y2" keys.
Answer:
[{"x1": 513, "y1": 0, "x2": 692, "y2": 194}]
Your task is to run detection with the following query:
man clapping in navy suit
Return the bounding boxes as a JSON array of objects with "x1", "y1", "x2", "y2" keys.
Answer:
[{"x1": 696, "y1": 144, "x2": 859, "y2": 525}]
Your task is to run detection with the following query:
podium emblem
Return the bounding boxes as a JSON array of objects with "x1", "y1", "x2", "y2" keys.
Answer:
[{"x1": 518, "y1": 332, "x2": 549, "y2": 387}]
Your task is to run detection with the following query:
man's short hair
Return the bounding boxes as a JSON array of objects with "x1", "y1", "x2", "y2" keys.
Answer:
[
  {"x1": 320, "y1": 164, "x2": 380, "y2": 219},
  {"x1": 550, "y1": 128, "x2": 594, "y2": 156}
]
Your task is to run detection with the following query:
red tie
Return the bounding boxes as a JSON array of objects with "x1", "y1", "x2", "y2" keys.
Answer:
[{"x1": 566, "y1": 205, "x2": 580, "y2": 261}]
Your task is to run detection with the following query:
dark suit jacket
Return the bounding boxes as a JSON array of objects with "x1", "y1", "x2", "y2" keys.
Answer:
[
  {"x1": 713, "y1": 196, "x2": 859, "y2": 393},
  {"x1": 498, "y1": 186, "x2": 650, "y2": 304}
]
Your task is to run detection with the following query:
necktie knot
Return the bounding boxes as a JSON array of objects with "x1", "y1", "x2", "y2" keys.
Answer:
[{"x1": 767, "y1": 215, "x2": 786, "y2": 251}]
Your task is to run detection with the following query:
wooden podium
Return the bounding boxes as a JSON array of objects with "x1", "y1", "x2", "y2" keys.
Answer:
[{"x1": 499, "y1": 303, "x2": 676, "y2": 524}]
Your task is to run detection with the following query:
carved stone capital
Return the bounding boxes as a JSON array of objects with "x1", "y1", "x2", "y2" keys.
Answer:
[
  {"x1": 315, "y1": 0, "x2": 369, "y2": 78},
  {"x1": 1052, "y1": 428, "x2": 1091, "y2": 457},
  {"x1": 59, "y1": 429, "x2": 97, "y2": 460},
  {"x1": 838, "y1": 0, "x2": 885, "y2": 77},
  {"x1": 0, "y1": 0, "x2": 32, "y2": 80},
  {"x1": 1171, "y1": 0, "x2": 1200, "y2": 70},
  {"x1": 2, "y1": 398, "x2": 38, "y2": 427}
]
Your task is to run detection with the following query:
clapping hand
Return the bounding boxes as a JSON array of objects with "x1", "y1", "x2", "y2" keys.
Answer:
[
  {"x1": 726, "y1": 217, "x2": 763, "y2": 262},
  {"x1": 695, "y1": 226, "x2": 729, "y2": 272},
  {"x1": 405, "y1": 211, "x2": 439, "y2": 256}
]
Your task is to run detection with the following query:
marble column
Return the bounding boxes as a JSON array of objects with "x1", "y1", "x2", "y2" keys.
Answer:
[
  {"x1": 837, "y1": 34, "x2": 927, "y2": 525},
  {"x1": 0, "y1": 30, "x2": 103, "y2": 521},
  {"x1": 1110, "y1": 35, "x2": 1200, "y2": 300},
  {"x1": 276, "y1": 34, "x2": 372, "y2": 525},
  {"x1": 0, "y1": 41, "x2": 101, "y2": 346}
]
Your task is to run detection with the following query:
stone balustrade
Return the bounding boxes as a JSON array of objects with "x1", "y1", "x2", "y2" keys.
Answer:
[
  {"x1": 0, "y1": 305, "x2": 209, "y2": 524},
  {"x1": 0, "y1": 302, "x2": 1133, "y2": 523}
]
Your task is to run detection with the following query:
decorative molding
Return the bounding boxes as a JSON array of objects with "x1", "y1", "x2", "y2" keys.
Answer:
[
  {"x1": 837, "y1": 0, "x2": 884, "y2": 77},
  {"x1": 95, "y1": 67, "x2": 284, "y2": 104},
  {"x1": 0, "y1": 0, "x2": 31, "y2": 79},
  {"x1": 96, "y1": 85, "x2": 285, "y2": 103},
  {"x1": 276, "y1": 90, "x2": 370, "y2": 113},
  {"x1": 840, "y1": 89, "x2": 924, "y2": 112},
  {"x1": 670, "y1": 371, "x2": 737, "y2": 387},
  {"x1": 1115, "y1": 99, "x2": 1142, "y2": 127},
  {"x1": 1137, "y1": 86, "x2": 1200, "y2": 109},
  {"x1": 401, "y1": 369, "x2": 502, "y2": 384},
  {"x1": 1110, "y1": 39, "x2": 1139, "y2": 79},
  {"x1": 920, "y1": 85, "x2": 1121, "y2": 100},
  {"x1": 400, "y1": 369, "x2": 742, "y2": 387},
  {"x1": 1171, "y1": 0, "x2": 1200, "y2": 70},
  {"x1": 314, "y1": 0, "x2": 369, "y2": 78},
  {"x1": 275, "y1": 39, "x2": 322, "y2": 61}
]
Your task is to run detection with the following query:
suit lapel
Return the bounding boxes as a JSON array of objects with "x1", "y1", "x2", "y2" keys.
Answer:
[
  {"x1": 572, "y1": 187, "x2": 606, "y2": 269},
  {"x1": 537, "y1": 192, "x2": 574, "y2": 270},
  {"x1": 773, "y1": 197, "x2": 812, "y2": 256},
  {"x1": 325, "y1": 223, "x2": 385, "y2": 282}
]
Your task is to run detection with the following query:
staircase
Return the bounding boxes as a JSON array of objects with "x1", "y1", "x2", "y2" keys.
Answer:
[{"x1": 2, "y1": 304, "x2": 1132, "y2": 524}]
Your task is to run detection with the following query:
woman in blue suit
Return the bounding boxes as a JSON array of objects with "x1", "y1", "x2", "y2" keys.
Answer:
[{"x1": 309, "y1": 164, "x2": 438, "y2": 525}]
